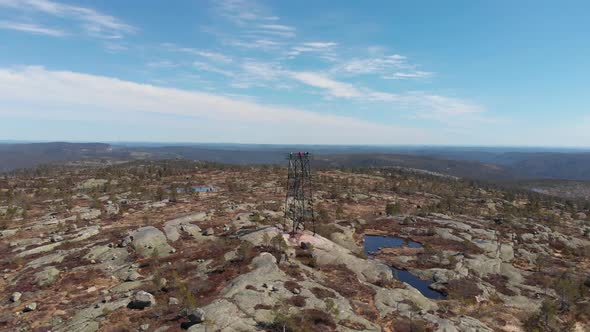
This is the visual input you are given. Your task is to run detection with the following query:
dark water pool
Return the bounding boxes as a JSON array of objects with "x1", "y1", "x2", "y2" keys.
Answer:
[
  {"x1": 391, "y1": 267, "x2": 446, "y2": 300},
  {"x1": 363, "y1": 235, "x2": 422, "y2": 256},
  {"x1": 363, "y1": 235, "x2": 446, "y2": 300},
  {"x1": 177, "y1": 186, "x2": 216, "y2": 193}
]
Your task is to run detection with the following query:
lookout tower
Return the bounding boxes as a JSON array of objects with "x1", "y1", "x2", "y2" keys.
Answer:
[{"x1": 284, "y1": 152, "x2": 315, "y2": 235}]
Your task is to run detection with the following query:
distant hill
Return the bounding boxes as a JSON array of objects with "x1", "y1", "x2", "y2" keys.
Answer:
[
  {"x1": 1, "y1": 142, "x2": 590, "y2": 183},
  {"x1": 312, "y1": 153, "x2": 513, "y2": 180},
  {"x1": 0, "y1": 142, "x2": 121, "y2": 171}
]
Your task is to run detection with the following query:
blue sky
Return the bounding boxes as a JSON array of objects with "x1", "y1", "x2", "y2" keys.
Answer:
[{"x1": 0, "y1": 0, "x2": 589, "y2": 146}]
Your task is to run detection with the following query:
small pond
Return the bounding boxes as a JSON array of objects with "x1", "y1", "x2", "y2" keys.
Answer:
[
  {"x1": 177, "y1": 186, "x2": 216, "y2": 193},
  {"x1": 193, "y1": 186, "x2": 216, "y2": 192},
  {"x1": 363, "y1": 235, "x2": 446, "y2": 300},
  {"x1": 363, "y1": 235, "x2": 422, "y2": 256}
]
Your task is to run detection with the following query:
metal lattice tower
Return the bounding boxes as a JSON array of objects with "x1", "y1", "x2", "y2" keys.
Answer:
[{"x1": 284, "y1": 152, "x2": 315, "y2": 235}]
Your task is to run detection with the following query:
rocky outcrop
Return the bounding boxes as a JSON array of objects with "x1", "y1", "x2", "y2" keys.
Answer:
[
  {"x1": 55, "y1": 299, "x2": 128, "y2": 332},
  {"x1": 34, "y1": 266, "x2": 60, "y2": 287},
  {"x1": 163, "y1": 213, "x2": 208, "y2": 241},
  {"x1": 129, "y1": 226, "x2": 173, "y2": 257},
  {"x1": 295, "y1": 231, "x2": 393, "y2": 284}
]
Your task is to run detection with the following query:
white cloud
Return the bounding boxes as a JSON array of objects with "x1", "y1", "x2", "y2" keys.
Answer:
[
  {"x1": 162, "y1": 43, "x2": 234, "y2": 63},
  {"x1": 302, "y1": 42, "x2": 337, "y2": 48},
  {"x1": 335, "y1": 54, "x2": 409, "y2": 75},
  {"x1": 384, "y1": 71, "x2": 434, "y2": 80},
  {"x1": 0, "y1": 0, "x2": 136, "y2": 38},
  {"x1": 291, "y1": 72, "x2": 361, "y2": 98},
  {"x1": 289, "y1": 71, "x2": 485, "y2": 119},
  {"x1": 194, "y1": 51, "x2": 233, "y2": 63},
  {"x1": 215, "y1": 0, "x2": 279, "y2": 24},
  {"x1": 0, "y1": 66, "x2": 434, "y2": 144},
  {"x1": 287, "y1": 42, "x2": 338, "y2": 59},
  {"x1": 146, "y1": 60, "x2": 177, "y2": 68},
  {"x1": 225, "y1": 38, "x2": 282, "y2": 51},
  {"x1": 257, "y1": 24, "x2": 294, "y2": 32},
  {"x1": 0, "y1": 20, "x2": 66, "y2": 36},
  {"x1": 193, "y1": 61, "x2": 235, "y2": 77}
]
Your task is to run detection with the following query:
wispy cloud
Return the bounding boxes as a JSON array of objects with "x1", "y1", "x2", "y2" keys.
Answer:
[
  {"x1": 335, "y1": 54, "x2": 408, "y2": 74},
  {"x1": 287, "y1": 42, "x2": 338, "y2": 60},
  {"x1": 214, "y1": 0, "x2": 279, "y2": 25},
  {"x1": 146, "y1": 60, "x2": 178, "y2": 68},
  {"x1": 0, "y1": 66, "x2": 434, "y2": 144},
  {"x1": 211, "y1": 0, "x2": 296, "y2": 49},
  {"x1": 226, "y1": 38, "x2": 282, "y2": 51},
  {"x1": 0, "y1": 0, "x2": 136, "y2": 38},
  {"x1": 193, "y1": 61, "x2": 236, "y2": 77},
  {"x1": 289, "y1": 70, "x2": 485, "y2": 120},
  {"x1": 332, "y1": 53, "x2": 434, "y2": 80},
  {"x1": 384, "y1": 71, "x2": 434, "y2": 80},
  {"x1": 0, "y1": 20, "x2": 66, "y2": 36},
  {"x1": 162, "y1": 43, "x2": 233, "y2": 63},
  {"x1": 291, "y1": 72, "x2": 361, "y2": 98}
]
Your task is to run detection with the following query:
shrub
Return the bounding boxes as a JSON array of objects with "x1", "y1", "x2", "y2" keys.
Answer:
[
  {"x1": 284, "y1": 280, "x2": 301, "y2": 294},
  {"x1": 236, "y1": 241, "x2": 255, "y2": 262},
  {"x1": 314, "y1": 223, "x2": 342, "y2": 238},
  {"x1": 385, "y1": 202, "x2": 402, "y2": 216},
  {"x1": 289, "y1": 295, "x2": 306, "y2": 307},
  {"x1": 324, "y1": 298, "x2": 338, "y2": 315},
  {"x1": 310, "y1": 287, "x2": 336, "y2": 299}
]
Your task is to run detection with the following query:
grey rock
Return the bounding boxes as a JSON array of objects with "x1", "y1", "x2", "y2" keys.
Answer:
[
  {"x1": 27, "y1": 251, "x2": 66, "y2": 269},
  {"x1": 51, "y1": 235, "x2": 64, "y2": 242},
  {"x1": 129, "y1": 226, "x2": 173, "y2": 258},
  {"x1": 55, "y1": 299, "x2": 128, "y2": 332},
  {"x1": 128, "y1": 291, "x2": 156, "y2": 310},
  {"x1": 499, "y1": 244, "x2": 515, "y2": 262},
  {"x1": 23, "y1": 302, "x2": 37, "y2": 312},
  {"x1": 164, "y1": 214, "x2": 207, "y2": 242},
  {"x1": 203, "y1": 228, "x2": 214, "y2": 236},
  {"x1": 34, "y1": 266, "x2": 61, "y2": 287},
  {"x1": 126, "y1": 271, "x2": 141, "y2": 282},
  {"x1": 434, "y1": 228, "x2": 464, "y2": 242},
  {"x1": 10, "y1": 292, "x2": 22, "y2": 302},
  {"x1": 0, "y1": 229, "x2": 18, "y2": 238},
  {"x1": 120, "y1": 236, "x2": 132, "y2": 247},
  {"x1": 140, "y1": 324, "x2": 150, "y2": 331},
  {"x1": 300, "y1": 242, "x2": 312, "y2": 250},
  {"x1": 168, "y1": 297, "x2": 179, "y2": 305},
  {"x1": 187, "y1": 308, "x2": 205, "y2": 323}
]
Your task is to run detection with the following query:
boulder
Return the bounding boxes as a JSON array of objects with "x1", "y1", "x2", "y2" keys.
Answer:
[
  {"x1": 298, "y1": 231, "x2": 393, "y2": 284},
  {"x1": 27, "y1": 251, "x2": 67, "y2": 269},
  {"x1": 164, "y1": 213, "x2": 207, "y2": 241},
  {"x1": 329, "y1": 224, "x2": 363, "y2": 254},
  {"x1": 34, "y1": 266, "x2": 60, "y2": 287},
  {"x1": 464, "y1": 255, "x2": 502, "y2": 278},
  {"x1": 126, "y1": 271, "x2": 142, "y2": 282},
  {"x1": 129, "y1": 226, "x2": 173, "y2": 257},
  {"x1": 128, "y1": 291, "x2": 156, "y2": 310},
  {"x1": 10, "y1": 292, "x2": 22, "y2": 302},
  {"x1": 50, "y1": 235, "x2": 64, "y2": 243},
  {"x1": 55, "y1": 299, "x2": 128, "y2": 332},
  {"x1": 499, "y1": 244, "x2": 515, "y2": 262},
  {"x1": 187, "y1": 299, "x2": 257, "y2": 332},
  {"x1": 24, "y1": 302, "x2": 37, "y2": 312},
  {"x1": 434, "y1": 228, "x2": 464, "y2": 242},
  {"x1": 240, "y1": 227, "x2": 281, "y2": 246},
  {"x1": 187, "y1": 308, "x2": 205, "y2": 324}
]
